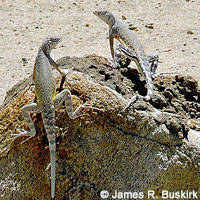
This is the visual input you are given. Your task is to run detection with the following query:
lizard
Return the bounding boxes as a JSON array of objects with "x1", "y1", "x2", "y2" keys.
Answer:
[
  {"x1": 93, "y1": 8, "x2": 159, "y2": 104},
  {"x1": 10, "y1": 36, "x2": 101, "y2": 199}
]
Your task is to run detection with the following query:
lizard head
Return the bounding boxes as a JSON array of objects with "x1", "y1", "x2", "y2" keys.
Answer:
[
  {"x1": 93, "y1": 8, "x2": 115, "y2": 26},
  {"x1": 42, "y1": 36, "x2": 62, "y2": 54}
]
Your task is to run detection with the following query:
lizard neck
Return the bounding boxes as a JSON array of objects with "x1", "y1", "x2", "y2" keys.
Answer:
[
  {"x1": 107, "y1": 12, "x2": 116, "y2": 27},
  {"x1": 39, "y1": 41, "x2": 51, "y2": 57}
]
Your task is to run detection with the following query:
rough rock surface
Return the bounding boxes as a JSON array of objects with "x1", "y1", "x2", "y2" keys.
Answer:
[{"x1": 0, "y1": 55, "x2": 200, "y2": 200}]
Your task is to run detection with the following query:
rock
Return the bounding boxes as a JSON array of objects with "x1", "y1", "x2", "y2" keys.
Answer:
[
  {"x1": 0, "y1": 55, "x2": 200, "y2": 199},
  {"x1": 121, "y1": 15, "x2": 127, "y2": 20},
  {"x1": 188, "y1": 129, "x2": 200, "y2": 146},
  {"x1": 187, "y1": 30, "x2": 194, "y2": 34},
  {"x1": 188, "y1": 119, "x2": 200, "y2": 131},
  {"x1": 163, "y1": 90, "x2": 174, "y2": 99}
]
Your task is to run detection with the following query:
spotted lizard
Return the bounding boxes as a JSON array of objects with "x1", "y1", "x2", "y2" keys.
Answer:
[
  {"x1": 10, "y1": 36, "x2": 100, "y2": 198},
  {"x1": 93, "y1": 8, "x2": 159, "y2": 105}
]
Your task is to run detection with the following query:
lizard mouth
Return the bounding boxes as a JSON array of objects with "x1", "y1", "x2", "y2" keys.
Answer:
[
  {"x1": 57, "y1": 37, "x2": 62, "y2": 44},
  {"x1": 55, "y1": 37, "x2": 62, "y2": 49},
  {"x1": 93, "y1": 10, "x2": 98, "y2": 15}
]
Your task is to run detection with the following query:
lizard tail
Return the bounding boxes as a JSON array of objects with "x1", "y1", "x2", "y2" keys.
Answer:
[
  {"x1": 50, "y1": 146, "x2": 56, "y2": 199},
  {"x1": 146, "y1": 78, "x2": 153, "y2": 99},
  {"x1": 43, "y1": 108, "x2": 57, "y2": 199},
  {"x1": 143, "y1": 62, "x2": 154, "y2": 101},
  {"x1": 47, "y1": 133, "x2": 56, "y2": 199},
  {"x1": 145, "y1": 80, "x2": 153, "y2": 101},
  {"x1": 46, "y1": 133, "x2": 56, "y2": 199}
]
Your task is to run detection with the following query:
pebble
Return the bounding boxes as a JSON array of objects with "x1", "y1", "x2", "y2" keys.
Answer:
[
  {"x1": 145, "y1": 23, "x2": 154, "y2": 29},
  {"x1": 129, "y1": 24, "x2": 138, "y2": 31},
  {"x1": 187, "y1": 30, "x2": 194, "y2": 34},
  {"x1": 122, "y1": 15, "x2": 127, "y2": 20}
]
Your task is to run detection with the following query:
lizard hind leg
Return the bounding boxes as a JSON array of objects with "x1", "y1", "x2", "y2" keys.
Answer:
[
  {"x1": 113, "y1": 44, "x2": 123, "y2": 68},
  {"x1": 8, "y1": 103, "x2": 40, "y2": 143},
  {"x1": 119, "y1": 45, "x2": 160, "y2": 77},
  {"x1": 147, "y1": 54, "x2": 159, "y2": 76},
  {"x1": 104, "y1": 44, "x2": 122, "y2": 68},
  {"x1": 54, "y1": 89, "x2": 102, "y2": 119}
]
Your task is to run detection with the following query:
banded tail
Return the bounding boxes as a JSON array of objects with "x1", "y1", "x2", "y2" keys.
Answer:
[{"x1": 42, "y1": 105, "x2": 56, "y2": 199}]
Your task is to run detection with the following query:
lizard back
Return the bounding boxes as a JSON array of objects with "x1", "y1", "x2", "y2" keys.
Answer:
[
  {"x1": 112, "y1": 20, "x2": 151, "y2": 77},
  {"x1": 112, "y1": 18, "x2": 153, "y2": 98},
  {"x1": 34, "y1": 49, "x2": 56, "y2": 105}
]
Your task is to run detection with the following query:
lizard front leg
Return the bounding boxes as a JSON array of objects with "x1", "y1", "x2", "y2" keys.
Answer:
[
  {"x1": 48, "y1": 56, "x2": 74, "y2": 92},
  {"x1": 48, "y1": 56, "x2": 66, "y2": 77},
  {"x1": 48, "y1": 55, "x2": 75, "y2": 79},
  {"x1": 103, "y1": 31, "x2": 117, "y2": 68},
  {"x1": 54, "y1": 89, "x2": 102, "y2": 119},
  {"x1": 9, "y1": 103, "x2": 40, "y2": 143},
  {"x1": 109, "y1": 30, "x2": 115, "y2": 59}
]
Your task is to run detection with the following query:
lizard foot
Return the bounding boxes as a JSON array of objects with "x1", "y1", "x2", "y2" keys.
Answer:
[
  {"x1": 57, "y1": 67, "x2": 74, "y2": 92},
  {"x1": 104, "y1": 58, "x2": 119, "y2": 68},
  {"x1": 60, "y1": 67, "x2": 74, "y2": 77},
  {"x1": 79, "y1": 102, "x2": 103, "y2": 116},
  {"x1": 123, "y1": 95, "x2": 138, "y2": 111},
  {"x1": 152, "y1": 72, "x2": 178, "y2": 78},
  {"x1": 70, "y1": 102, "x2": 104, "y2": 119},
  {"x1": 143, "y1": 95, "x2": 151, "y2": 102}
]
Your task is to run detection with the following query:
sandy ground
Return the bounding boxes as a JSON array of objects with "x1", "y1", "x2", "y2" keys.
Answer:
[{"x1": 0, "y1": 0, "x2": 200, "y2": 105}]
